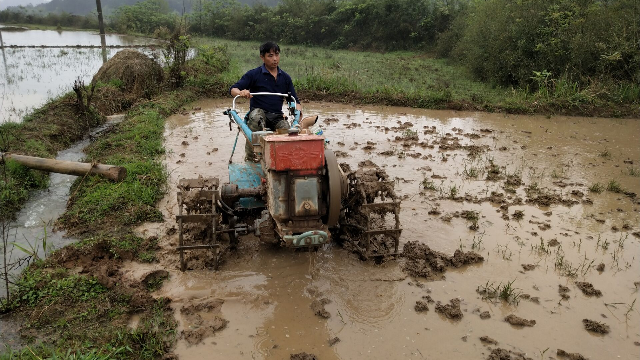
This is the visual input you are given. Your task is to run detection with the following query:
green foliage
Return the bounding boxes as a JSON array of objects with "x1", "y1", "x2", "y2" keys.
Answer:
[
  {"x1": 450, "y1": 0, "x2": 639, "y2": 94},
  {"x1": 186, "y1": 0, "x2": 468, "y2": 51},
  {"x1": 0, "y1": 9, "x2": 99, "y2": 29},
  {"x1": 110, "y1": 0, "x2": 177, "y2": 34},
  {"x1": 164, "y1": 31, "x2": 191, "y2": 88}
]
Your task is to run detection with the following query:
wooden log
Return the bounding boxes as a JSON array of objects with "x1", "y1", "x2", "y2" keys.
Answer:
[{"x1": 0, "y1": 152, "x2": 126, "y2": 182}]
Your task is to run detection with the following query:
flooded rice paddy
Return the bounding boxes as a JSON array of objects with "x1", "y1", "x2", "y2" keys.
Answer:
[
  {"x1": 127, "y1": 99, "x2": 640, "y2": 359},
  {"x1": 0, "y1": 27, "x2": 158, "y2": 124}
]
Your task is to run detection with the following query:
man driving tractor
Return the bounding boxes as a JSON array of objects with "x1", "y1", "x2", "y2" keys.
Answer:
[{"x1": 230, "y1": 41, "x2": 303, "y2": 162}]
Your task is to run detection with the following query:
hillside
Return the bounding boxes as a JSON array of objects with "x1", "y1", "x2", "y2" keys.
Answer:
[{"x1": 0, "y1": 0, "x2": 49, "y2": 11}]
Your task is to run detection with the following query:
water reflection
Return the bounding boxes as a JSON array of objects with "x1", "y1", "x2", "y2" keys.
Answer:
[
  {"x1": 100, "y1": 34, "x2": 107, "y2": 64},
  {"x1": 0, "y1": 28, "x2": 157, "y2": 47},
  {"x1": 0, "y1": 28, "x2": 160, "y2": 124}
]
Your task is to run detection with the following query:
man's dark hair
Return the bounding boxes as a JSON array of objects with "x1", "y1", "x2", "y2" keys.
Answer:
[{"x1": 260, "y1": 41, "x2": 280, "y2": 56}]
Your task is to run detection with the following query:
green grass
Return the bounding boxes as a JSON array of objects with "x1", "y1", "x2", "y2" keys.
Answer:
[
  {"x1": 476, "y1": 279, "x2": 522, "y2": 305},
  {"x1": 195, "y1": 37, "x2": 638, "y2": 117},
  {"x1": 57, "y1": 90, "x2": 199, "y2": 235},
  {"x1": 606, "y1": 179, "x2": 623, "y2": 193},
  {"x1": 589, "y1": 182, "x2": 605, "y2": 193},
  {"x1": 197, "y1": 37, "x2": 509, "y2": 109},
  {"x1": 0, "y1": 93, "x2": 103, "y2": 221},
  {"x1": 627, "y1": 167, "x2": 640, "y2": 177},
  {"x1": 421, "y1": 179, "x2": 437, "y2": 191}
]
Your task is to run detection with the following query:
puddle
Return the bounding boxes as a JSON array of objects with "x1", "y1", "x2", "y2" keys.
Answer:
[{"x1": 127, "y1": 99, "x2": 639, "y2": 359}]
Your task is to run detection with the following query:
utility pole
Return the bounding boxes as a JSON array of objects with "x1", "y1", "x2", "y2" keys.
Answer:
[{"x1": 96, "y1": 0, "x2": 105, "y2": 35}]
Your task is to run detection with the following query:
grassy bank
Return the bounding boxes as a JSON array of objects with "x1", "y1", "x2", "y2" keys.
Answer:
[
  {"x1": 0, "y1": 90, "x2": 201, "y2": 359},
  {"x1": 0, "y1": 94, "x2": 104, "y2": 221},
  {"x1": 199, "y1": 37, "x2": 639, "y2": 118},
  {"x1": 0, "y1": 46, "x2": 227, "y2": 358}
]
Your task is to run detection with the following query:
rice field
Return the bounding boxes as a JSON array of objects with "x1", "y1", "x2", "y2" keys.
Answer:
[{"x1": 0, "y1": 27, "x2": 159, "y2": 124}]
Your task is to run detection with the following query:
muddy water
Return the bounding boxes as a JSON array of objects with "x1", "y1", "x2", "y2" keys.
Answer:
[{"x1": 133, "y1": 99, "x2": 639, "y2": 360}]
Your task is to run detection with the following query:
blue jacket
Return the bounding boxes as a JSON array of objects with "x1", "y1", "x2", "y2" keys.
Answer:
[{"x1": 230, "y1": 64, "x2": 300, "y2": 114}]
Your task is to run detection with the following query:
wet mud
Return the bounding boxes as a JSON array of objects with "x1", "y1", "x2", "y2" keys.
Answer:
[{"x1": 125, "y1": 99, "x2": 639, "y2": 359}]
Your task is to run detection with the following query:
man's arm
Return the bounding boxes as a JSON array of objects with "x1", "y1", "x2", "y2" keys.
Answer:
[{"x1": 230, "y1": 69, "x2": 255, "y2": 99}]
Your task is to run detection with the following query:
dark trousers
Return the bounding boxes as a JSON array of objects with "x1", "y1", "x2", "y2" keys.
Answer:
[{"x1": 245, "y1": 108, "x2": 290, "y2": 161}]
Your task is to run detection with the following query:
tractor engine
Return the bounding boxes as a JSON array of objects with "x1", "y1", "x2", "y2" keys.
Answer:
[{"x1": 259, "y1": 133, "x2": 336, "y2": 246}]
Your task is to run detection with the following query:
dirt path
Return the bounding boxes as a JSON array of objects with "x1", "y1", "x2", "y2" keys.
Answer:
[{"x1": 126, "y1": 99, "x2": 640, "y2": 359}]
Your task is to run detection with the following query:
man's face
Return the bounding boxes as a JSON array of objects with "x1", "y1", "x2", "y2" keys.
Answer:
[{"x1": 261, "y1": 49, "x2": 280, "y2": 70}]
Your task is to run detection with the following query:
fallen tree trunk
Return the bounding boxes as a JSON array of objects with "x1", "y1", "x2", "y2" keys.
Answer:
[{"x1": 0, "y1": 152, "x2": 127, "y2": 182}]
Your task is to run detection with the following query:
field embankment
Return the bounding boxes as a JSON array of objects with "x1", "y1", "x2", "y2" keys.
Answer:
[{"x1": 0, "y1": 44, "x2": 228, "y2": 359}]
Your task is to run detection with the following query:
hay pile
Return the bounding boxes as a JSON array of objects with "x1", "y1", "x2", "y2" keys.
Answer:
[{"x1": 93, "y1": 49, "x2": 163, "y2": 100}]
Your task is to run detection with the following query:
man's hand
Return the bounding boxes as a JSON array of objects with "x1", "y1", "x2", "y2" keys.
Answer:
[
  {"x1": 231, "y1": 88, "x2": 252, "y2": 99},
  {"x1": 239, "y1": 89, "x2": 251, "y2": 99}
]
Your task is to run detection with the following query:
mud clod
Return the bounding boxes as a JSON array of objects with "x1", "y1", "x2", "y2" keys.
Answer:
[
  {"x1": 557, "y1": 349, "x2": 587, "y2": 360},
  {"x1": 421, "y1": 295, "x2": 435, "y2": 303},
  {"x1": 311, "y1": 298, "x2": 331, "y2": 318},
  {"x1": 487, "y1": 348, "x2": 533, "y2": 360},
  {"x1": 504, "y1": 314, "x2": 536, "y2": 327},
  {"x1": 180, "y1": 316, "x2": 229, "y2": 345},
  {"x1": 291, "y1": 352, "x2": 318, "y2": 360},
  {"x1": 480, "y1": 336, "x2": 498, "y2": 345},
  {"x1": 435, "y1": 298, "x2": 463, "y2": 320},
  {"x1": 179, "y1": 298, "x2": 228, "y2": 345},
  {"x1": 402, "y1": 241, "x2": 483, "y2": 279},
  {"x1": 547, "y1": 238, "x2": 560, "y2": 247},
  {"x1": 414, "y1": 300, "x2": 430, "y2": 312},
  {"x1": 521, "y1": 264, "x2": 536, "y2": 271},
  {"x1": 575, "y1": 282, "x2": 602, "y2": 297},
  {"x1": 328, "y1": 337, "x2": 341, "y2": 347},
  {"x1": 583, "y1": 319, "x2": 610, "y2": 334}
]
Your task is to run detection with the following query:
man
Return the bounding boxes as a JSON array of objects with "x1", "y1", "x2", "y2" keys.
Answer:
[{"x1": 230, "y1": 41, "x2": 303, "y2": 161}]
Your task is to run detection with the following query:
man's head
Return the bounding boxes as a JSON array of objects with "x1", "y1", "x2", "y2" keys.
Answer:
[{"x1": 260, "y1": 41, "x2": 280, "y2": 71}]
